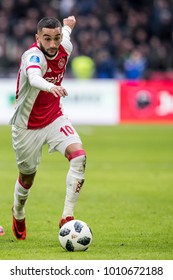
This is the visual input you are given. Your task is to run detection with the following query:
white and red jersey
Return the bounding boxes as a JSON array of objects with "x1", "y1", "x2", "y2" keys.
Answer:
[{"x1": 10, "y1": 26, "x2": 72, "y2": 129}]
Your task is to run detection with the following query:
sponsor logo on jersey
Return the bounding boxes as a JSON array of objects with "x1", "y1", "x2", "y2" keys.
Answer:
[
  {"x1": 45, "y1": 73, "x2": 64, "y2": 84},
  {"x1": 29, "y1": 55, "x2": 40, "y2": 63},
  {"x1": 58, "y1": 57, "x2": 66, "y2": 69}
]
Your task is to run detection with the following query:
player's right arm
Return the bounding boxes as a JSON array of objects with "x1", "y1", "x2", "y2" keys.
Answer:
[
  {"x1": 27, "y1": 68, "x2": 68, "y2": 97},
  {"x1": 23, "y1": 48, "x2": 68, "y2": 98}
]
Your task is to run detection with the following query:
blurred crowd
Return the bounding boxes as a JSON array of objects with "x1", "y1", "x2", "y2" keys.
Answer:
[{"x1": 1, "y1": 0, "x2": 173, "y2": 79}]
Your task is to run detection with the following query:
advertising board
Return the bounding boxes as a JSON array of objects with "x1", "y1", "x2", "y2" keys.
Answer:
[
  {"x1": 0, "y1": 79, "x2": 119, "y2": 125},
  {"x1": 120, "y1": 80, "x2": 173, "y2": 123}
]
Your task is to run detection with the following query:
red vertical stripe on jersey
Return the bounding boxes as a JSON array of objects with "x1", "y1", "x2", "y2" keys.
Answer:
[{"x1": 16, "y1": 69, "x2": 21, "y2": 100}]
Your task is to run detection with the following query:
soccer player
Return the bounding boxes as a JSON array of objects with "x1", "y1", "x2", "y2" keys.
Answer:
[{"x1": 10, "y1": 16, "x2": 86, "y2": 240}]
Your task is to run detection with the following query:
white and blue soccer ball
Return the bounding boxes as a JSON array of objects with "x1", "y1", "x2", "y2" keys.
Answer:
[{"x1": 58, "y1": 220, "x2": 92, "y2": 252}]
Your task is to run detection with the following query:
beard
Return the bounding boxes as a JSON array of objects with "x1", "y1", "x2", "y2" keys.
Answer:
[{"x1": 39, "y1": 43, "x2": 58, "y2": 58}]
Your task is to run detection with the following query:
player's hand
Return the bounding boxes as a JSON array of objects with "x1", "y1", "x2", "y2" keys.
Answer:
[
  {"x1": 63, "y1": 16, "x2": 76, "y2": 30},
  {"x1": 49, "y1": 85, "x2": 68, "y2": 98}
]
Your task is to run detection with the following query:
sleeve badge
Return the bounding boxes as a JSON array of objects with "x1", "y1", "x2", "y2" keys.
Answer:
[{"x1": 29, "y1": 55, "x2": 40, "y2": 63}]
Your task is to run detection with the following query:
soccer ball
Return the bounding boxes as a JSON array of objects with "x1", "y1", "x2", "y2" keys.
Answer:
[{"x1": 58, "y1": 220, "x2": 92, "y2": 252}]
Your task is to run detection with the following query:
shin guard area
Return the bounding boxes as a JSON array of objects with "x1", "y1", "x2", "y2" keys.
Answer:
[
  {"x1": 13, "y1": 178, "x2": 30, "y2": 220},
  {"x1": 62, "y1": 153, "x2": 86, "y2": 218}
]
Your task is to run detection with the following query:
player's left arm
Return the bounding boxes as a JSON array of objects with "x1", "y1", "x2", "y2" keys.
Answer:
[
  {"x1": 63, "y1": 16, "x2": 76, "y2": 31},
  {"x1": 61, "y1": 16, "x2": 76, "y2": 55}
]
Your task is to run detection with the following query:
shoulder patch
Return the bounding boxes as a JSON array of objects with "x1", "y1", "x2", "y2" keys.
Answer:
[{"x1": 29, "y1": 55, "x2": 40, "y2": 63}]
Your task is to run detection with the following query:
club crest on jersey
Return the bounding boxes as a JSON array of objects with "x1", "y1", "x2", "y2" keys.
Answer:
[
  {"x1": 58, "y1": 57, "x2": 66, "y2": 69},
  {"x1": 29, "y1": 55, "x2": 40, "y2": 63}
]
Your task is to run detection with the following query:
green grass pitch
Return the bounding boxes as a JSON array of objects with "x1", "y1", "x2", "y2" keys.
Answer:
[{"x1": 0, "y1": 124, "x2": 173, "y2": 260}]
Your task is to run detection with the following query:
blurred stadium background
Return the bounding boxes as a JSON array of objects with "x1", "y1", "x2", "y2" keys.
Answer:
[{"x1": 0, "y1": 0, "x2": 173, "y2": 124}]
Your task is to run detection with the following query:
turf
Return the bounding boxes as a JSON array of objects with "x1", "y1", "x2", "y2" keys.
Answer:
[{"x1": 0, "y1": 124, "x2": 173, "y2": 260}]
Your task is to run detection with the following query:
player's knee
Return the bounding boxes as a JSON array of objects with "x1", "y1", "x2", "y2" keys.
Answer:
[
  {"x1": 69, "y1": 150, "x2": 86, "y2": 175},
  {"x1": 19, "y1": 172, "x2": 36, "y2": 189}
]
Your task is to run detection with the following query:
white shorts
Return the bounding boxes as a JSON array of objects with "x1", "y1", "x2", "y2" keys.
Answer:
[{"x1": 12, "y1": 115, "x2": 82, "y2": 174}]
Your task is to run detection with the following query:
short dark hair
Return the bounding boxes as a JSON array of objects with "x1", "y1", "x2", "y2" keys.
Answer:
[{"x1": 37, "y1": 17, "x2": 62, "y2": 32}]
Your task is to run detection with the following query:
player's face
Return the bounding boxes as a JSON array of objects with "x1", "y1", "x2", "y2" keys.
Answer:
[{"x1": 36, "y1": 27, "x2": 62, "y2": 57}]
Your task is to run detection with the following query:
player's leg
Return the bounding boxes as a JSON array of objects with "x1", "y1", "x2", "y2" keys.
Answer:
[
  {"x1": 47, "y1": 116, "x2": 87, "y2": 228},
  {"x1": 59, "y1": 143, "x2": 86, "y2": 227},
  {"x1": 13, "y1": 172, "x2": 36, "y2": 220},
  {"x1": 11, "y1": 126, "x2": 45, "y2": 239},
  {"x1": 12, "y1": 172, "x2": 36, "y2": 240}
]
